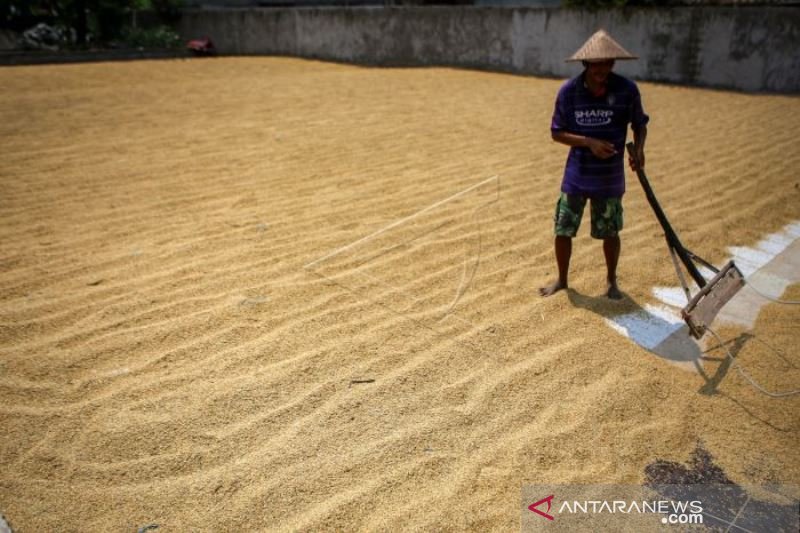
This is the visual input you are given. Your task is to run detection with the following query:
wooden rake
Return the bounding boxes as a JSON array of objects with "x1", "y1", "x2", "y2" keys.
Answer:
[{"x1": 627, "y1": 142, "x2": 745, "y2": 339}]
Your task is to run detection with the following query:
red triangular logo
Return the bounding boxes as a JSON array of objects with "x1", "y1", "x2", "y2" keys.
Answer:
[{"x1": 528, "y1": 494, "x2": 555, "y2": 521}]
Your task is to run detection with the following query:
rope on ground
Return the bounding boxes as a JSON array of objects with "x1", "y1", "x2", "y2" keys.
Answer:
[
  {"x1": 744, "y1": 278, "x2": 800, "y2": 305},
  {"x1": 706, "y1": 326, "x2": 800, "y2": 398}
]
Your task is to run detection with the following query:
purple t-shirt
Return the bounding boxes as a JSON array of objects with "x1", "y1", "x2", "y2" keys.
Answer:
[{"x1": 551, "y1": 72, "x2": 649, "y2": 198}]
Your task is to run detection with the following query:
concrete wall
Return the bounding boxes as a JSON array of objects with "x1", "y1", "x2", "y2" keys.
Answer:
[{"x1": 177, "y1": 6, "x2": 800, "y2": 92}]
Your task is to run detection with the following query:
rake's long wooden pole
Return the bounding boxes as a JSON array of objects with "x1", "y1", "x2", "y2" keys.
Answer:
[{"x1": 626, "y1": 142, "x2": 707, "y2": 288}]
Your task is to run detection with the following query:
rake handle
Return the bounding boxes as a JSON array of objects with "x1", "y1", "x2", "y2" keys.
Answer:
[{"x1": 626, "y1": 142, "x2": 707, "y2": 289}]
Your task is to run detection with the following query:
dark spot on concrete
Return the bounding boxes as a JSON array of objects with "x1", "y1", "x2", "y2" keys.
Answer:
[
  {"x1": 645, "y1": 444, "x2": 799, "y2": 531},
  {"x1": 645, "y1": 443, "x2": 731, "y2": 484}
]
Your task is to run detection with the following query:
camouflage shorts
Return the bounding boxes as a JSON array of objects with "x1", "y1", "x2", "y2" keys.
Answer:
[{"x1": 553, "y1": 193, "x2": 623, "y2": 239}]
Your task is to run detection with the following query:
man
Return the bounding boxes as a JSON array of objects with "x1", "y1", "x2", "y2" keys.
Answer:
[{"x1": 539, "y1": 29, "x2": 649, "y2": 300}]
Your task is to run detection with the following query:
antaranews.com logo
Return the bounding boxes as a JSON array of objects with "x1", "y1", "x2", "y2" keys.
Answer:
[
  {"x1": 527, "y1": 493, "x2": 702, "y2": 525},
  {"x1": 521, "y1": 484, "x2": 799, "y2": 532}
]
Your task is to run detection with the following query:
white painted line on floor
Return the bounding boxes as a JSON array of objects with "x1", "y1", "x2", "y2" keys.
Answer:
[{"x1": 605, "y1": 221, "x2": 800, "y2": 369}]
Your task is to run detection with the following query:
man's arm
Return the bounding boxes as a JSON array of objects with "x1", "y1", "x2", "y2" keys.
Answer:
[
  {"x1": 551, "y1": 130, "x2": 617, "y2": 159},
  {"x1": 629, "y1": 124, "x2": 647, "y2": 171}
]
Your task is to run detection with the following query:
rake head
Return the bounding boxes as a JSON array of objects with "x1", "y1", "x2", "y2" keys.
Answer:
[{"x1": 681, "y1": 261, "x2": 746, "y2": 339}]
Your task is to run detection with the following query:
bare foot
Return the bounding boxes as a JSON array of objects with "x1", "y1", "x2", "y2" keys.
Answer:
[
  {"x1": 607, "y1": 281, "x2": 623, "y2": 300},
  {"x1": 539, "y1": 280, "x2": 567, "y2": 297}
]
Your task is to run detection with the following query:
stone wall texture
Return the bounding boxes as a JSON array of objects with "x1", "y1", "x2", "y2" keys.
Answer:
[{"x1": 178, "y1": 7, "x2": 800, "y2": 92}]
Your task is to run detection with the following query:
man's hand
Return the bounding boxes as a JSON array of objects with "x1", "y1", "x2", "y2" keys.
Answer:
[
  {"x1": 630, "y1": 125, "x2": 647, "y2": 172},
  {"x1": 586, "y1": 138, "x2": 617, "y2": 159},
  {"x1": 552, "y1": 131, "x2": 617, "y2": 159},
  {"x1": 628, "y1": 149, "x2": 645, "y2": 172}
]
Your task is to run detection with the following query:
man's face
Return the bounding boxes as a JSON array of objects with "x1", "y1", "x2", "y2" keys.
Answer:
[{"x1": 585, "y1": 59, "x2": 615, "y2": 85}]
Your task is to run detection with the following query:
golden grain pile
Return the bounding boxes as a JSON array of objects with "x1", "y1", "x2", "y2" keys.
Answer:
[{"x1": 1, "y1": 57, "x2": 798, "y2": 531}]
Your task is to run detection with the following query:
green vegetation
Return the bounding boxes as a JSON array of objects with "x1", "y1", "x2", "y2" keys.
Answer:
[
  {"x1": 121, "y1": 24, "x2": 181, "y2": 49},
  {"x1": 1, "y1": 0, "x2": 183, "y2": 48},
  {"x1": 564, "y1": 0, "x2": 665, "y2": 6}
]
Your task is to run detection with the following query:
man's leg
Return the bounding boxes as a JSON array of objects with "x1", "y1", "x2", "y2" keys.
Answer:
[
  {"x1": 591, "y1": 196, "x2": 624, "y2": 299},
  {"x1": 539, "y1": 236, "x2": 572, "y2": 296},
  {"x1": 603, "y1": 235, "x2": 622, "y2": 299},
  {"x1": 540, "y1": 193, "x2": 583, "y2": 297}
]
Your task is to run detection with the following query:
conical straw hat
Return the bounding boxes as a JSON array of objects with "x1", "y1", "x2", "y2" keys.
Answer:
[{"x1": 566, "y1": 29, "x2": 637, "y2": 62}]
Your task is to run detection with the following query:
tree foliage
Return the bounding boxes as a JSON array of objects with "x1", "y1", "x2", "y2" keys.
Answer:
[
  {"x1": 1, "y1": 0, "x2": 182, "y2": 46},
  {"x1": 564, "y1": 0, "x2": 667, "y2": 6}
]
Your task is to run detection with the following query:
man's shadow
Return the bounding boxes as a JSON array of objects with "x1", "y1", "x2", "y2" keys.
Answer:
[{"x1": 565, "y1": 288, "x2": 752, "y2": 394}]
